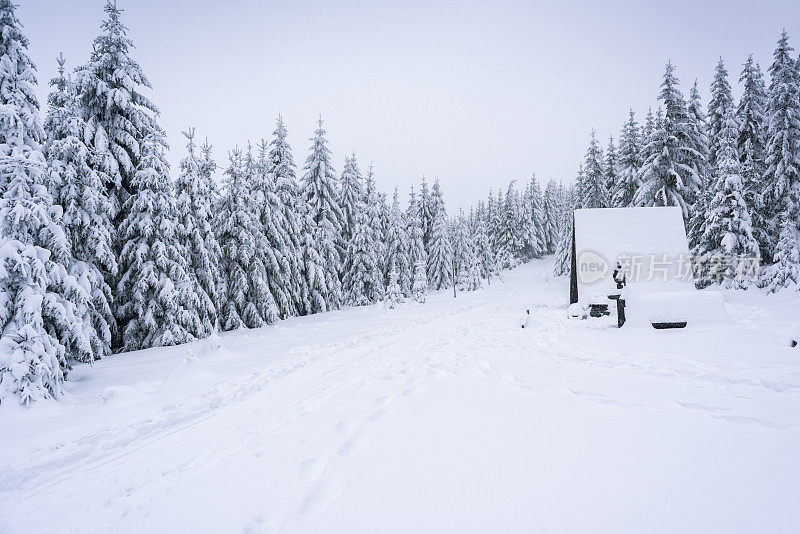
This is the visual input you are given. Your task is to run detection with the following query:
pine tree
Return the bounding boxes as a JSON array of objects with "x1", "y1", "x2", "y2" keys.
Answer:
[
  {"x1": 582, "y1": 130, "x2": 606, "y2": 208},
  {"x1": 472, "y1": 202, "x2": 497, "y2": 281},
  {"x1": 44, "y1": 53, "x2": 116, "y2": 362},
  {"x1": 452, "y1": 213, "x2": 481, "y2": 291},
  {"x1": 708, "y1": 58, "x2": 737, "y2": 169},
  {"x1": 74, "y1": 0, "x2": 162, "y2": 230},
  {"x1": 494, "y1": 183, "x2": 523, "y2": 267},
  {"x1": 427, "y1": 197, "x2": 453, "y2": 290},
  {"x1": 0, "y1": 1, "x2": 91, "y2": 404},
  {"x1": 635, "y1": 62, "x2": 702, "y2": 218},
  {"x1": 553, "y1": 187, "x2": 575, "y2": 277},
  {"x1": 521, "y1": 174, "x2": 546, "y2": 258},
  {"x1": 365, "y1": 164, "x2": 387, "y2": 283},
  {"x1": 338, "y1": 152, "x2": 363, "y2": 247},
  {"x1": 406, "y1": 187, "x2": 426, "y2": 295},
  {"x1": 643, "y1": 107, "x2": 655, "y2": 140},
  {"x1": 542, "y1": 179, "x2": 560, "y2": 253},
  {"x1": 694, "y1": 109, "x2": 759, "y2": 288},
  {"x1": 762, "y1": 30, "x2": 800, "y2": 269},
  {"x1": 737, "y1": 56, "x2": 769, "y2": 256},
  {"x1": 343, "y1": 208, "x2": 384, "y2": 305},
  {"x1": 217, "y1": 148, "x2": 278, "y2": 330},
  {"x1": 767, "y1": 213, "x2": 800, "y2": 291},
  {"x1": 686, "y1": 80, "x2": 711, "y2": 249},
  {"x1": 385, "y1": 188, "x2": 411, "y2": 294},
  {"x1": 613, "y1": 110, "x2": 642, "y2": 207},
  {"x1": 419, "y1": 176, "x2": 433, "y2": 248},
  {"x1": 116, "y1": 134, "x2": 201, "y2": 351},
  {"x1": 253, "y1": 140, "x2": 295, "y2": 318},
  {"x1": 301, "y1": 117, "x2": 343, "y2": 309},
  {"x1": 174, "y1": 129, "x2": 220, "y2": 336},
  {"x1": 268, "y1": 116, "x2": 309, "y2": 315}
]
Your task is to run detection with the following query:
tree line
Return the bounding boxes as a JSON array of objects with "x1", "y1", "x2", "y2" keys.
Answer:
[
  {"x1": 554, "y1": 32, "x2": 800, "y2": 292},
  {"x1": 0, "y1": 0, "x2": 562, "y2": 405}
]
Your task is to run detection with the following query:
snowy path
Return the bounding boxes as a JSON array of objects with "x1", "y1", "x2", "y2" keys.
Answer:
[{"x1": 2, "y1": 258, "x2": 800, "y2": 533}]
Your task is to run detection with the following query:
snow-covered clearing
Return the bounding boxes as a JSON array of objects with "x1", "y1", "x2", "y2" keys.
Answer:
[{"x1": 2, "y1": 258, "x2": 800, "y2": 533}]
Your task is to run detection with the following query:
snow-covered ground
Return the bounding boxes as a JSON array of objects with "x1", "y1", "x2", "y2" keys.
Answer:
[{"x1": 2, "y1": 258, "x2": 800, "y2": 534}]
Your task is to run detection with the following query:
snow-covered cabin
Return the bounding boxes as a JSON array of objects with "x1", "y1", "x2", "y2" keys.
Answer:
[{"x1": 570, "y1": 207, "x2": 728, "y2": 327}]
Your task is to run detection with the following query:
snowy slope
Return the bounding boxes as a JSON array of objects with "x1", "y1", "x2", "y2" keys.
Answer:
[{"x1": 2, "y1": 258, "x2": 800, "y2": 533}]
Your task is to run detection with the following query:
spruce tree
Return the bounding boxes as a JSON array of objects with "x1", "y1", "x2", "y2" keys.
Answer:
[
  {"x1": 427, "y1": 194, "x2": 453, "y2": 290},
  {"x1": 737, "y1": 56, "x2": 769, "y2": 256},
  {"x1": 75, "y1": 0, "x2": 163, "y2": 230},
  {"x1": 174, "y1": 129, "x2": 220, "y2": 336},
  {"x1": 686, "y1": 80, "x2": 712, "y2": 249},
  {"x1": 635, "y1": 62, "x2": 702, "y2": 218},
  {"x1": 542, "y1": 179, "x2": 560, "y2": 253},
  {"x1": 116, "y1": 135, "x2": 201, "y2": 351},
  {"x1": 406, "y1": 186, "x2": 426, "y2": 296},
  {"x1": 0, "y1": 1, "x2": 90, "y2": 404},
  {"x1": 762, "y1": 30, "x2": 800, "y2": 267},
  {"x1": 452, "y1": 213, "x2": 481, "y2": 291},
  {"x1": 301, "y1": 117, "x2": 343, "y2": 309},
  {"x1": 613, "y1": 110, "x2": 641, "y2": 207},
  {"x1": 268, "y1": 116, "x2": 309, "y2": 315},
  {"x1": 217, "y1": 149, "x2": 278, "y2": 330},
  {"x1": 472, "y1": 202, "x2": 497, "y2": 281},
  {"x1": 694, "y1": 109, "x2": 759, "y2": 288},
  {"x1": 339, "y1": 153, "x2": 363, "y2": 247},
  {"x1": 582, "y1": 130, "x2": 606, "y2": 208},
  {"x1": 44, "y1": 53, "x2": 116, "y2": 361},
  {"x1": 419, "y1": 176, "x2": 433, "y2": 248},
  {"x1": 708, "y1": 58, "x2": 737, "y2": 169},
  {"x1": 553, "y1": 187, "x2": 575, "y2": 277},
  {"x1": 253, "y1": 140, "x2": 294, "y2": 318},
  {"x1": 385, "y1": 188, "x2": 411, "y2": 294}
]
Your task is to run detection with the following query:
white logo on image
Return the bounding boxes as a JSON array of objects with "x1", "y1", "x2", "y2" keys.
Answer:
[{"x1": 578, "y1": 250, "x2": 608, "y2": 284}]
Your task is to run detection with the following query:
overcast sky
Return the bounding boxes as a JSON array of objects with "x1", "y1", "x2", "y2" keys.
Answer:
[{"x1": 20, "y1": 0, "x2": 800, "y2": 211}]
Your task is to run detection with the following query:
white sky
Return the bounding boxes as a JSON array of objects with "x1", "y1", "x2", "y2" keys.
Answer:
[{"x1": 21, "y1": 0, "x2": 800, "y2": 211}]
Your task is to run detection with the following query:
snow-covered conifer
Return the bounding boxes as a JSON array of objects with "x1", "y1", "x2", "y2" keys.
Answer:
[
  {"x1": 694, "y1": 109, "x2": 759, "y2": 288},
  {"x1": 581, "y1": 130, "x2": 606, "y2": 208},
  {"x1": 339, "y1": 153, "x2": 363, "y2": 247},
  {"x1": 542, "y1": 179, "x2": 560, "y2": 253},
  {"x1": 635, "y1": 62, "x2": 702, "y2": 218},
  {"x1": 613, "y1": 110, "x2": 641, "y2": 207},
  {"x1": 385, "y1": 188, "x2": 411, "y2": 294},
  {"x1": 762, "y1": 31, "x2": 800, "y2": 270},
  {"x1": 174, "y1": 129, "x2": 221, "y2": 336},
  {"x1": 44, "y1": 53, "x2": 117, "y2": 361},
  {"x1": 74, "y1": 0, "x2": 163, "y2": 227},
  {"x1": 427, "y1": 197, "x2": 453, "y2": 290},
  {"x1": 217, "y1": 148, "x2": 278, "y2": 330},
  {"x1": 0, "y1": 1, "x2": 90, "y2": 403},
  {"x1": 116, "y1": 135, "x2": 201, "y2": 351},
  {"x1": 301, "y1": 117, "x2": 343, "y2": 309},
  {"x1": 411, "y1": 258, "x2": 428, "y2": 303},
  {"x1": 384, "y1": 263, "x2": 404, "y2": 309},
  {"x1": 708, "y1": 59, "x2": 737, "y2": 169}
]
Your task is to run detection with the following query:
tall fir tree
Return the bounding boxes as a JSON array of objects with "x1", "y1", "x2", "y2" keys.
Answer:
[
  {"x1": 0, "y1": 1, "x2": 91, "y2": 404},
  {"x1": 44, "y1": 53, "x2": 116, "y2": 362},
  {"x1": 635, "y1": 62, "x2": 702, "y2": 218},
  {"x1": 74, "y1": 0, "x2": 163, "y2": 234},
  {"x1": 613, "y1": 110, "x2": 642, "y2": 207},
  {"x1": 762, "y1": 31, "x2": 800, "y2": 266},
  {"x1": 737, "y1": 56, "x2": 769, "y2": 256},
  {"x1": 254, "y1": 140, "x2": 295, "y2": 318},
  {"x1": 694, "y1": 109, "x2": 759, "y2": 288},
  {"x1": 268, "y1": 116, "x2": 311, "y2": 315},
  {"x1": 763, "y1": 31, "x2": 800, "y2": 286},
  {"x1": 686, "y1": 79, "x2": 711, "y2": 249},
  {"x1": 427, "y1": 191, "x2": 453, "y2": 290},
  {"x1": 707, "y1": 58, "x2": 737, "y2": 169},
  {"x1": 406, "y1": 187, "x2": 427, "y2": 295},
  {"x1": 301, "y1": 117, "x2": 344, "y2": 309},
  {"x1": 384, "y1": 188, "x2": 411, "y2": 294},
  {"x1": 217, "y1": 148, "x2": 278, "y2": 330},
  {"x1": 174, "y1": 129, "x2": 220, "y2": 337},
  {"x1": 553, "y1": 187, "x2": 575, "y2": 277},
  {"x1": 542, "y1": 179, "x2": 560, "y2": 253},
  {"x1": 116, "y1": 135, "x2": 201, "y2": 351},
  {"x1": 338, "y1": 152, "x2": 363, "y2": 247},
  {"x1": 581, "y1": 130, "x2": 606, "y2": 208}
]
